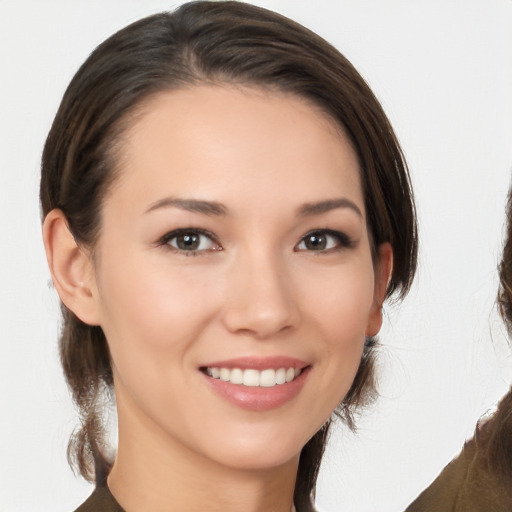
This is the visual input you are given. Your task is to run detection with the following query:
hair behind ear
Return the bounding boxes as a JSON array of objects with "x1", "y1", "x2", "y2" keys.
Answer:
[
  {"x1": 60, "y1": 308, "x2": 113, "y2": 482},
  {"x1": 43, "y1": 208, "x2": 112, "y2": 481}
]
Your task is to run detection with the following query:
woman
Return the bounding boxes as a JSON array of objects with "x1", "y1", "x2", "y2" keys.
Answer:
[
  {"x1": 406, "y1": 190, "x2": 512, "y2": 511},
  {"x1": 41, "y1": 2, "x2": 417, "y2": 511}
]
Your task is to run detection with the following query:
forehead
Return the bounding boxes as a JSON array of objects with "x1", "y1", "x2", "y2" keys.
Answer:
[{"x1": 110, "y1": 85, "x2": 364, "y2": 215}]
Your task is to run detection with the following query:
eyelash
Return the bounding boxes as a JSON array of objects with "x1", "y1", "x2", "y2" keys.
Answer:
[
  {"x1": 158, "y1": 228, "x2": 221, "y2": 256},
  {"x1": 295, "y1": 229, "x2": 354, "y2": 253},
  {"x1": 158, "y1": 227, "x2": 353, "y2": 256}
]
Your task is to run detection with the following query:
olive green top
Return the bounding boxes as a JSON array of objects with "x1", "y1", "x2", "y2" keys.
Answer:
[
  {"x1": 405, "y1": 420, "x2": 512, "y2": 512},
  {"x1": 74, "y1": 485, "x2": 124, "y2": 512}
]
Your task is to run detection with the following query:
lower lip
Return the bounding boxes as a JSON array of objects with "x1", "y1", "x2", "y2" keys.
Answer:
[{"x1": 202, "y1": 367, "x2": 310, "y2": 411}]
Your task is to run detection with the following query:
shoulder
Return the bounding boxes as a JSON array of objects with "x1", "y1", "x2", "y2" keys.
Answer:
[
  {"x1": 73, "y1": 485, "x2": 125, "y2": 512},
  {"x1": 406, "y1": 413, "x2": 512, "y2": 512},
  {"x1": 404, "y1": 440, "x2": 474, "y2": 512}
]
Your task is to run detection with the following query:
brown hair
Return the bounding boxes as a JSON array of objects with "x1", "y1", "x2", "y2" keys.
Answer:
[
  {"x1": 40, "y1": 2, "x2": 417, "y2": 508},
  {"x1": 498, "y1": 187, "x2": 512, "y2": 336},
  {"x1": 487, "y1": 185, "x2": 512, "y2": 487}
]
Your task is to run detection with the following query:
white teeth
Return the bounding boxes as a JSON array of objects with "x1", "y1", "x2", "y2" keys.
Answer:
[
  {"x1": 205, "y1": 366, "x2": 303, "y2": 387},
  {"x1": 230, "y1": 368, "x2": 243, "y2": 385},
  {"x1": 260, "y1": 369, "x2": 276, "y2": 387},
  {"x1": 243, "y1": 369, "x2": 260, "y2": 387},
  {"x1": 275, "y1": 368, "x2": 286, "y2": 385}
]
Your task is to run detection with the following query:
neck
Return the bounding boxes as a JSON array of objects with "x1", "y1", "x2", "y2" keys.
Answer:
[{"x1": 108, "y1": 399, "x2": 299, "y2": 512}]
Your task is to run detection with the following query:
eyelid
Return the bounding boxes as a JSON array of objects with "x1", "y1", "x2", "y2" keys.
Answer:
[
  {"x1": 158, "y1": 228, "x2": 222, "y2": 253},
  {"x1": 295, "y1": 229, "x2": 354, "y2": 252}
]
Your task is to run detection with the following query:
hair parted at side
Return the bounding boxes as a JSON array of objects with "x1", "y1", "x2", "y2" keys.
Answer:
[{"x1": 40, "y1": 1, "x2": 417, "y2": 507}]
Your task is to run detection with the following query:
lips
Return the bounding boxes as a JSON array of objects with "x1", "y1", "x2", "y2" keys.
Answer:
[{"x1": 200, "y1": 357, "x2": 310, "y2": 411}]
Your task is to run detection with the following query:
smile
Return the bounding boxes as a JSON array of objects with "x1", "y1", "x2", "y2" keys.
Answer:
[
  {"x1": 200, "y1": 357, "x2": 311, "y2": 410},
  {"x1": 204, "y1": 367, "x2": 302, "y2": 387}
]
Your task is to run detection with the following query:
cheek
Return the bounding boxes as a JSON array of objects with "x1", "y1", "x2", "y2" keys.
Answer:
[
  {"x1": 307, "y1": 260, "x2": 376, "y2": 339},
  {"x1": 94, "y1": 257, "x2": 225, "y2": 430},
  {"x1": 304, "y1": 260, "x2": 375, "y2": 403},
  {"x1": 95, "y1": 254, "x2": 222, "y2": 369}
]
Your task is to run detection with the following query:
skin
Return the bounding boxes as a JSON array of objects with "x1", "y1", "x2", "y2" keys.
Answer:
[{"x1": 44, "y1": 86, "x2": 392, "y2": 512}]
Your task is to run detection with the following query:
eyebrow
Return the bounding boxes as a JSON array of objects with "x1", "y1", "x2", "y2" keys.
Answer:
[
  {"x1": 145, "y1": 197, "x2": 227, "y2": 216},
  {"x1": 297, "y1": 198, "x2": 363, "y2": 217},
  {"x1": 145, "y1": 196, "x2": 362, "y2": 218}
]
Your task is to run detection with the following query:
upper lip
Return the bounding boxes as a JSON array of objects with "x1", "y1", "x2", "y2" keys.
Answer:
[{"x1": 200, "y1": 356, "x2": 310, "y2": 371}]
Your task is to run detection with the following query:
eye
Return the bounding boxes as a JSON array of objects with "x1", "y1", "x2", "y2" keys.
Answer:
[
  {"x1": 161, "y1": 229, "x2": 221, "y2": 254},
  {"x1": 296, "y1": 230, "x2": 352, "y2": 252}
]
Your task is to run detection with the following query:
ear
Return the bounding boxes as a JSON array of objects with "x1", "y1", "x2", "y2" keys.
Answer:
[
  {"x1": 365, "y1": 242, "x2": 393, "y2": 336},
  {"x1": 42, "y1": 209, "x2": 100, "y2": 325}
]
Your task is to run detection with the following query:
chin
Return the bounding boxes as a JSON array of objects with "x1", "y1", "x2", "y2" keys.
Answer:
[
  {"x1": 196, "y1": 427, "x2": 307, "y2": 472},
  {"x1": 216, "y1": 447, "x2": 300, "y2": 472}
]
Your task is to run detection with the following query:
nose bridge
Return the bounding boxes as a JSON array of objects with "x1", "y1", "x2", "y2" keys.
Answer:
[{"x1": 222, "y1": 244, "x2": 299, "y2": 338}]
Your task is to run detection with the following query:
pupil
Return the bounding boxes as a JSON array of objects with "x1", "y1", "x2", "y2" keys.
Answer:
[
  {"x1": 307, "y1": 234, "x2": 326, "y2": 250},
  {"x1": 178, "y1": 233, "x2": 199, "y2": 250}
]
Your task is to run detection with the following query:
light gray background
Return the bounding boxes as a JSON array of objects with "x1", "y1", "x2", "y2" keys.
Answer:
[{"x1": 1, "y1": 1, "x2": 512, "y2": 511}]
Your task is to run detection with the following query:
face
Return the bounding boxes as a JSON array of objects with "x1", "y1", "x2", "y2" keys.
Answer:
[{"x1": 86, "y1": 86, "x2": 390, "y2": 471}]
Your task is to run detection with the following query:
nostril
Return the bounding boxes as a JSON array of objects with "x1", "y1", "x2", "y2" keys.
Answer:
[
  {"x1": 221, "y1": 300, "x2": 299, "y2": 338},
  {"x1": 221, "y1": 262, "x2": 300, "y2": 337}
]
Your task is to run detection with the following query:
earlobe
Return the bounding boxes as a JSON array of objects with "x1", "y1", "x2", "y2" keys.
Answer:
[
  {"x1": 365, "y1": 242, "x2": 393, "y2": 337},
  {"x1": 42, "y1": 209, "x2": 100, "y2": 326}
]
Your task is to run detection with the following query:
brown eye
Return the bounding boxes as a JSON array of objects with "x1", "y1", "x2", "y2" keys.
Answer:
[
  {"x1": 296, "y1": 230, "x2": 352, "y2": 252},
  {"x1": 176, "y1": 233, "x2": 200, "y2": 250},
  {"x1": 303, "y1": 233, "x2": 327, "y2": 250},
  {"x1": 163, "y1": 229, "x2": 220, "y2": 253}
]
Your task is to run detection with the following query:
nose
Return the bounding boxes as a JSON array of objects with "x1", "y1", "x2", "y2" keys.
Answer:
[{"x1": 221, "y1": 250, "x2": 300, "y2": 339}]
